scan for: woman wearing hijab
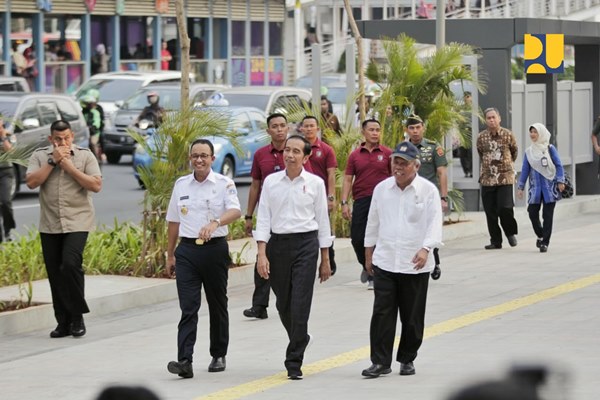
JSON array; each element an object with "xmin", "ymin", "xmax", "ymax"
[{"xmin": 517, "ymin": 123, "xmax": 565, "ymax": 253}]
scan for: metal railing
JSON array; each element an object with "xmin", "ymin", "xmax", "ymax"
[
  {"xmin": 44, "ymin": 61, "xmax": 85, "ymax": 94},
  {"xmin": 301, "ymin": 37, "xmax": 352, "ymax": 76}
]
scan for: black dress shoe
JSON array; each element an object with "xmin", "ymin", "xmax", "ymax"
[
  {"xmin": 431, "ymin": 265, "xmax": 441, "ymax": 280},
  {"xmin": 484, "ymin": 243, "xmax": 502, "ymax": 250},
  {"xmin": 208, "ymin": 356, "xmax": 226, "ymax": 372},
  {"xmin": 539, "ymin": 244, "xmax": 548, "ymax": 253},
  {"xmin": 536, "ymin": 238, "xmax": 542, "ymax": 248},
  {"xmin": 400, "ymin": 362, "xmax": 415, "ymax": 376},
  {"xmin": 507, "ymin": 235, "xmax": 518, "ymax": 247},
  {"xmin": 287, "ymin": 371, "xmax": 303, "ymax": 380},
  {"xmin": 50, "ymin": 324, "xmax": 72, "ymax": 338},
  {"xmin": 168, "ymin": 359, "xmax": 193, "ymax": 378},
  {"xmin": 243, "ymin": 306, "xmax": 268, "ymax": 319},
  {"xmin": 361, "ymin": 364, "xmax": 392, "ymax": 378},
  {"xmin": 71, "ymin": 318, "xmax": 86, "ymax": 337}
]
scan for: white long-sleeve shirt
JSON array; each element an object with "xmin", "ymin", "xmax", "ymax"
[
  {"xmin": 254, "ymin": 169, "xmax": 334, "ymax": 248},
  {"xmin": 365, "ymin": 175, "xmax": 443, "ymax": 274}
]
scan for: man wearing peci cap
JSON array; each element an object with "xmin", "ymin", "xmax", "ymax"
[
  {"xmin": 405, "ymin": 114, "xmax": 447, "ymax": 280},
  {"xmin": 362, "ymin": 141, "xmax": 442, "ymax": 378}
]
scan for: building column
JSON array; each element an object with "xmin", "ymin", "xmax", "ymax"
[
  {"xmin": 110, "ymin": 15, "xmax": 121, "ymax": 71},
  {"xmin": 245, "ymin": 2, "xmax": 251, "ymax": 85},
  {"xmin": 81, "ymin": 13, "xmax": 92, "ymax": 79},
  {"xmin": 152, "ymin": 15, "xmax": 162, "ymax": 70},
  {"xmin": 32, "ymin": 12, "xmax": 45, "ymax": 92},
  {"xmin": 227, "ymin": 0, "xmax": 232, "ymax": 85},
  {"xmin": 479, "ymin": 48, "xmax": 512, "ymax": 128},
  {"xmin": 208, "ymin": 0, "xmax": 214, "ymax": 83},
  {"xmin": 264, "ymin": 1, "xmax": 269, "ymax": 85},
  {"xmin": 526, "ymin": 73, "xmax": 557, "ymax": 144},
  {"xmin": 2, "ymin": 10, "xmax": 10, "ymax": 75}
]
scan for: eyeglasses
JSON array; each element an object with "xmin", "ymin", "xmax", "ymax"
[{"xmin": 190, "ymin": 153, "xmax": 212, "ymax": 160}]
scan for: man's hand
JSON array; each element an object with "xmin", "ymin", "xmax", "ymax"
[
  {"xmin": 595, "ymin": 145, "xmax": 600, "ymax": 156},
  {"xmin": 516, "ymin": 189, "xmax": 524, "ymax": 199},
  {"xmin": 319, "ymin": 258, "xmax": 331, "ymax": 283},
  {"xmin": 341, "ymin": 204, "xmax": 352, "ymax": 220},
  {"xmin": 53, "ymin": 145, "xmax": 71, "ymax": 164},
  {"xmin": 198, "ymin": 220, "xmax": 219, "ymax": 241},
  {"xmin": 257, "ymin": 254, "xmax": 270, "ymax": 279},
  {"xmin": 412, "ymin": 248, "xmax": 429, "ymax": 270},
  {"xmin": 327, "ymin": 198, "xmax": 334, "ymax": 212},
  {"xmin": 441, "ymin": 198, "xmax": 449, "ymax": 213},
  {"xmin": 166, "ymin": 255, "xmax": 176, "ymax": 278},
  {"xmin": 244, "ymin": 218, "xmax": 253, "ymax": 237},
  {"xmin": 557, "ymin": 182, "xmax": 565, "ymax": 192}
]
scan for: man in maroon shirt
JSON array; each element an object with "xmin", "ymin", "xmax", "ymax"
[
  {"xmin": 242, "ymin": 113, "xmax": 288, "ymax": 319},
  {"xmin": 301, "ymin": 115, "xmax": 338, "ymax": 274},
  {"xmin": 340, "ymin": 119, "xmax": 392, "ymax": 289}
]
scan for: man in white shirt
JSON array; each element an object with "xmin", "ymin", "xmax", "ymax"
[
  {"xmin": 254, "ymin": 135, "xmax": 333, "ymax": 380},
  {"xmin": 165, "ymin": 138, "xmax": 242, "ymax": 379},
  {"xmin": 362, "ymin": 141, "xmax": 443, "ymax": 378}
]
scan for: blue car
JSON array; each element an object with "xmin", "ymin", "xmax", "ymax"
[{"xmin": 132, "ymin": 106, "xmax": 268, "ymax": 187}]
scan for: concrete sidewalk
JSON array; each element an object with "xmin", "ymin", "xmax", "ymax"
[
  {"xmin": 1, "ymin": 195, "xmax": 599, "ymax": 337},
  {"xmin": 0, "ymin": 196, "xmax": 598, "ymax": 400}
]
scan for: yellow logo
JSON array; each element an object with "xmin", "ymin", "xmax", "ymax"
[{"xmin": 524, "ymin": 34, "xmax": 564, "ymax": 74}]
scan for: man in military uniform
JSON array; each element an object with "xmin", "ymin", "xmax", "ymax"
[
  {"xmin": 406, "ymin": 114, "xmax": 447, "ymax": 280},
  {"xmin": 25, "ymin": 120, "xmax": 102, "ymax": 338}
]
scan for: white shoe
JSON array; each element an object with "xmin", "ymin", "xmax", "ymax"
[{"xmin": 367, "ymin": 281, "xmax": 374, "ymax": 290}]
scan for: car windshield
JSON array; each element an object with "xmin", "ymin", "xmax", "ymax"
[
  {"xmin": 76, "ymin": 79, "xmax": 145, "ymax": 102},
  {"xmin": 326, "ymin": 87, "xmax": 349, "ymax": 104},
  {"xmin": 0, "ymin": 100, "xmax": 19, "ymax": 120},
  {"xmin": 220, "ymin": 94, "xmax": 270, "ymax": 112},
  {"xmin": 123, "ymin": 88, "xmax": 182, "ymax": 110}
]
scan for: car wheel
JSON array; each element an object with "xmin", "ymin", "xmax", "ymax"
[
  {"xmin": 106, "ymin": 152, "xmax": 121, "ymax": 164},
  {"xmin": 221, "ymin": 156, "xmax": 235, "ymax": 179},
  {"xmin": 10, "ymin": 165, "xmax": 19, "ymax": 199}
]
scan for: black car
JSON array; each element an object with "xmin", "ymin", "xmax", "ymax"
[
  {"xmin": 102, "ymin": 83, "xmax": 227, "ymax": 164},
  {"xmin": 0, "ymin": 93, "xmax": 89, "ymax": 197}
]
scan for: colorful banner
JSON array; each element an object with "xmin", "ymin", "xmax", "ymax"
[{"xmin": 250, "ymin": 58, "xmax": 284, "ymax": 86}]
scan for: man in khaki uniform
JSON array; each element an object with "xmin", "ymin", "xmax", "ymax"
[{"xmin": 26, "ymin": 120, "xmax": 102, "ymax": 338}]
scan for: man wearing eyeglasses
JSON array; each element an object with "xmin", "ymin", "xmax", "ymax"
[
  {"xmin": 477, "ymin": 108, "xmax": 519, "ymax": 250},
  {"xmin": 165, "ymin": 138, "xmax": 242, "ymax": 379},
  {"xmin": 25, "ymin": 120, "xmax": 102, "ymax": 339}
]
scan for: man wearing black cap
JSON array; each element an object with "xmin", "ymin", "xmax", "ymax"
[
  {"xmin": 405, "ymin": 114, "xmax": 447, "ymax": 280},
  {"xmin": 362, "ymin": 141, "xmax": 443, "ymax": 378}
]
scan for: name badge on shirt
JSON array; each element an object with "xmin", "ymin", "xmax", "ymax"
[{"xmin": 541, "ymin": 157, "xmax": 548, "ymax": 167}]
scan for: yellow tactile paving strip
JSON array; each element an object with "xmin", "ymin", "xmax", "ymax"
[{"xmin": 196, "ymin": 273, "xmax": 600, "ymax": 400}]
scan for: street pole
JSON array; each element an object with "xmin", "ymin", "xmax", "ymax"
[
  {"xmin": 436, "ymin": 0, "xmax": 445, "ymax": 49},
  {"xmin": 294, "ymin": 0, "xmax": 303, "ymax": 79}
]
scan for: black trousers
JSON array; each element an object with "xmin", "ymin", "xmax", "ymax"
[
  {"xmin": 527, "ymin": 200, "xmax": 556, "ymax": 246},
  {"xmin": 40, "ymin": 232, "xmax": 90, "ymax": 326},
  {"xmin": 350, "ymin": 196, "xmax": 372, "ymax": 272},
  {"xmin": 370, "ymin": 266, "xmax": 429, "ymax": 367},
  {"xmin": 458, "ymin": 146, "xmax": 472, "ymax": 175},
  {"xmin": 0, "ymin": 167, "xmax": 16, "ymax": 241},
  {"xmin": 174, "ymin": 238, "xmax": 230, "ymax": 363},
  {"xmin": 267, "ymin": 231, "xmax": 319, "ymax": 374},
  {"xmin": 251, "ymin": 260, "xmax": 270, "ymax": 309},
  {"xmin": 481, "ymin": 184, "xmax": 518, "ymax": 245}
]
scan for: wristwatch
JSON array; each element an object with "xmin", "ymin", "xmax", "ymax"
[
  {"xmin": 244, "ymin": 215, "xmax": 253, "ymax": 220},
  {"xmin": 211, "ymin": 218, "xmax": 221, "ymax": 227},
  {"xmin": 47, "ymin": 158, "xmax": 56, "ymax": 167},
  {"xmin": 327, "ymin": 195, "xmax": 335, "ymax": 201},
  {"xmin": 340, "ymin": 200, "xmax": 348, "ymax": 206},
  {"xmin": 422, "ymin": 246, "xmax": 431, "ymax": 253},
  {"xmin": 440, "ymin": 196, "xmax": 448, "ymax": 202}
]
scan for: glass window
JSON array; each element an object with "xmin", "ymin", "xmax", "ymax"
[
  {"xmin": 44, "ymin": 16, "xmax": 82, "ymax": 61},
  {"xmin": 251, "ymin": 22, "xmax": 263, "ymax": 56},
  {"xmin": 223, "ymin": 94, "xmax": 269, "ymax": 112},
  {"xmin": 212, "ymin": 19, "xmax": 228, "ymax": 59},
  {"xmin": 56, "ymin": 99, "xmax": 79, "ymax": 122},
  {"xmin": 38, "ymin": 102, "xmax": 60, "ymax": 126},
  {"xmin": 192, "ymin": 90, "xmax": 216, "ymax": 104},
  {"xmin": 247, "ymin": 111, "xmax": 267, "ymax": 131},
  {"xmin": 76, "ymin": 79, "xmax": 144, "ymax": 102},
  {"xmin": 232, "ymin": 21, "xmax": 245, "ymax": 57},
  {"xmin": 230, "ymin": 112, "xmax": 251, "ymax": 131},
  {"xmin": 269, "ymin": 22, "xmax": 283, "ymax": 56},
  {"xmin": 20, "ymin": 100, "xmax": 39, "ymax": 122}
]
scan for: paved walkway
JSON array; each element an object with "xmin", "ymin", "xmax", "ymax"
[{"xmin": 1, "ymin": 197, "xmax": 599, "ymax": 400}]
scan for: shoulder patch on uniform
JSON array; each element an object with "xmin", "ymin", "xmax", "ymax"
[
  {"xmin": 436, "ymin": 147, "xmax": 445, "ymax": 157},
  {"xmin": 226, "ymin": 182, "xmax": 235, "ymax": 189}
]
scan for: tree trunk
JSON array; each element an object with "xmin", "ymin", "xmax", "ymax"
[
  {"xmin": 175, "ymin": 0, "xmax": 191, "ymax": 111},
  {"xmin": 342, "ymin": 0, "xmax": 365, "ymax": 123}
]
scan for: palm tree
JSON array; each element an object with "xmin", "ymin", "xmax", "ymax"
[{"xmin": 367, "ymin": 34, "xmax": 485, "ymax": 148}]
